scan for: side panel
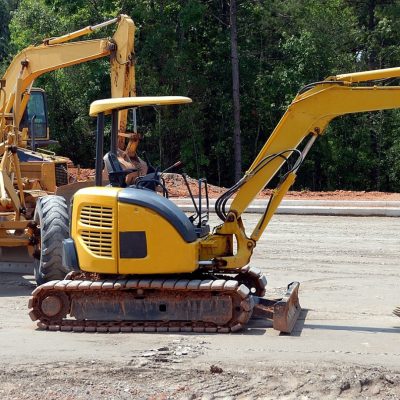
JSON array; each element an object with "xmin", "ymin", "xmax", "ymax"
[
  {"xmin": 118, "ymin": 202, "xmax": 199, "ymax": 274},
  {"xmin": 19, "ymin": 161, "xmax": 56, "ymax": 192},
  {"xmin": 72, "ymin": 187, "xmax": 119, "ymax": 273}
]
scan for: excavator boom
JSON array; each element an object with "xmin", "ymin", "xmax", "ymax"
[
  {"xmin": 0, "ymin": 14, "xmax": 135, "ymax": 136},
  {"xmin": 206, "ymin": 70, "xmax": 400, "ymax": 273},
  {"xmin": 233, "ymin": 84, "xmax": 400, "ymax": 219}
]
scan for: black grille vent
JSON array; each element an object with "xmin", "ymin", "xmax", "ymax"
[{"xmin": 55, "ymin": 163, "xmax": 68, "ymax": 187}]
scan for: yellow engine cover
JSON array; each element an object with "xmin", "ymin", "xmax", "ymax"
[{"xmin": 72, "ymin": 186, "xmax": 199, "ymax": 275}]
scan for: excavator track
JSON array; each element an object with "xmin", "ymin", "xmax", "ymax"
[
  {"xmin": 28, "ymin": 277, "xmax": 255, "ymax": 333},
  {"xmin": 218, "ymin": 266, "xmax": 268, "ymax": 297}
]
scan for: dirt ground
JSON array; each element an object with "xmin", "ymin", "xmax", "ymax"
[{"xmin": 1, "ymin": 214, "xmax": 400, "ymax": 399}]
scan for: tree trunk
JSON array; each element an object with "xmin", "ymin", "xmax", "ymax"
[{"xmin": 230, "ymin": 0, "xmax": 241, "ymax": 182}]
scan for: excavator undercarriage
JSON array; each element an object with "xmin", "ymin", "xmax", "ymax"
[{"xmin": 29, "ymin": 269, "xmax": 301, "ymax": 333}]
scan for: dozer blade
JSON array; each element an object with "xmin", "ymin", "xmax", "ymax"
[
  {"xmin": 0, "ymin": 246, "xmax": 34, "ymax": 275},
  {"xmin": 252, "ymin": 281, "xmax": 301, "ymax": 334}
]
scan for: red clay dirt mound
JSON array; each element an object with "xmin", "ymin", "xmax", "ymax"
[
  {"xmin": 163, "ymin": 173, "xmax": 400, "ymax": 201},
  {"xmin": 69, "ymin": 168, "xmax": 95, "ymax": 181},
  {"xmin": 68, "ymin": 169, "xmax": 400, "ymax": 201}
]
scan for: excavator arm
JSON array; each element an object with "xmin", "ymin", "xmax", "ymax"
[
  {"xmin": 0, "ymin": 14, "xmax": 135, "ymax": 142},
  {"xmin": 201, "ymin": 67, "xmax": 400, "ymax": 269}
]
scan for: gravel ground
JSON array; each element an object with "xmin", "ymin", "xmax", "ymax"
[{"xmin": 2, "ymin": 361, "xmax": 400, "ymax": 399}]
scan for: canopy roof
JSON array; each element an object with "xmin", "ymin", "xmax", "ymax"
[{"xmin": 89, "ymin": 96, "xmax": 192, "ymax": 116}]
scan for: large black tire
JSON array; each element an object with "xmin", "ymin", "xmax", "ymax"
[{"xmin": 33, "ymin": 195, "xmax": 71, "ymax": 285}]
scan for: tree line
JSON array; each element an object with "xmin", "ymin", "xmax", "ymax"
[{"xmin": 1, "ymin": 0, "xmax": 400, "ymax": 191}]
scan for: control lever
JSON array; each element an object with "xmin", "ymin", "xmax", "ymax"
[
  {"xmin": 162, "ymin": 161, "xmax": 183, "ymax": 174},
  {"xmin": 142, "ymin": 151, "xmax": 156, "ymax": 173},
  {"xmin": 134, "ymin": 159, "xmax": 182, "ymax": 197}
]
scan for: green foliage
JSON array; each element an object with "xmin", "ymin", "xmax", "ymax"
[
  {"xmin": 1, "ymin": 0, "xmax": 400, "ymax": 191},
  {"xmin": 0, "ymin": 0, "xmax": 10, "ymax": 70},
  {"xmin": 7, "ymin": 0, "xmax": 114, "ymax": 165},
  {"xmin": 9, "ymin": 0, "xmax": 61, "ymax": 50}
]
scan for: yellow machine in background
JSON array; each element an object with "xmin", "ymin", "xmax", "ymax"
[
  {"xmin": 0, "ymin": 15, "xmax": 138, "ymax": 282},
  {"xmin": 29, "ymin": 65, "xmax": 400, "ymax": 333}
]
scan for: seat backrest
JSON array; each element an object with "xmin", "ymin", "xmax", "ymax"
[{"xmin": 103, "ymin": 152, "xmax": 126, "ymax": 187}]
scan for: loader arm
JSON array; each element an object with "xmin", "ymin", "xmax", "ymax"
[
  {"xmin": 0, "ymin": 14, "xmax": 135, "ymax": 142},
  {"xmin": 0, "ymin": 14, "xmax": 135, "ymax": 219},
  {"xmin": 201, "ymin": 67, "xmax": 400, "ymax": 269}
]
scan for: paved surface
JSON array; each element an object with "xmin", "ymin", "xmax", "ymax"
[
  {"xmin": 173, "ymin": 198, "xmax": 400, "ymax": 216},
  {"xmin": 1, "ymin": 214, "xmax": 399, "ymax": 398},
  {"xmin": 3, "ymin": 199, "xmax": 400, "ymax": 276}
]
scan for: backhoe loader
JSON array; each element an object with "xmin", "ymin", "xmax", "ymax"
[
  {"xmin": 29, "ymin": 65, "xmax": 400, "ymax": 333},
  {"xmin": 0, "ymin": 14, "xmax": 141, "ymax": 283}
]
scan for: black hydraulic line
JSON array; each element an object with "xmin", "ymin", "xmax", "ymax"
[
  {"xmin": 202, "ymin": 178, "xmax": 210, "ymax": 224},
  {"xmin": 182, "ymin": 173, "xmax": 200, "ymax": 218},
  {"xmin": 255, "ymin": 149, "xmax": 304, "ymax": 231},
  {"xmin": 215, "ymin": 148, "xmax": 303, "ymax": 221},
  {"xmin": 215, "ymin": 177, "xmax": 245, "ymax": 221},
  {"xmin": 298, "ymin": 80, "xmax": 344, "ymax": 95}
]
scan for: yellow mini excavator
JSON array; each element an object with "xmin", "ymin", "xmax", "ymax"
[{"xmin": 29, "ymin": 64, "xmax": 400, "ymax": 333}]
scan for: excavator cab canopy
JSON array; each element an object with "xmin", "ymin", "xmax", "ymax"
[
  {"xmin": 89, "ymin": 96, "xmax": 192, "ymax": 116},
  {"xmin": 90, "ymin": 96, "xmax": 192, "ymax": 186},
  {"xmin": 19, "ymin": 88, "xmax": 49, "ymax": 143}
]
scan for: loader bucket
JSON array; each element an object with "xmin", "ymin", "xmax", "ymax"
[{"xmin": 252, "ymin": 281, "xmax": 301, "ymax": 334}]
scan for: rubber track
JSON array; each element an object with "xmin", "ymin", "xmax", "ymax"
[{"xmin": 28, "ymin": 277, "xmax": 254, "ymax": 333}]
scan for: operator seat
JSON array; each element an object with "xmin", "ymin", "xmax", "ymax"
[{"xmin": 103, "ymin": 152, "xmax": 136, "ymax": 188}]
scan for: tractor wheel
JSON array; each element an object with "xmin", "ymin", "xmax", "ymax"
[{"xmin": 33, "ymin": 195, "xmax": 71, "ymax": 285}]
